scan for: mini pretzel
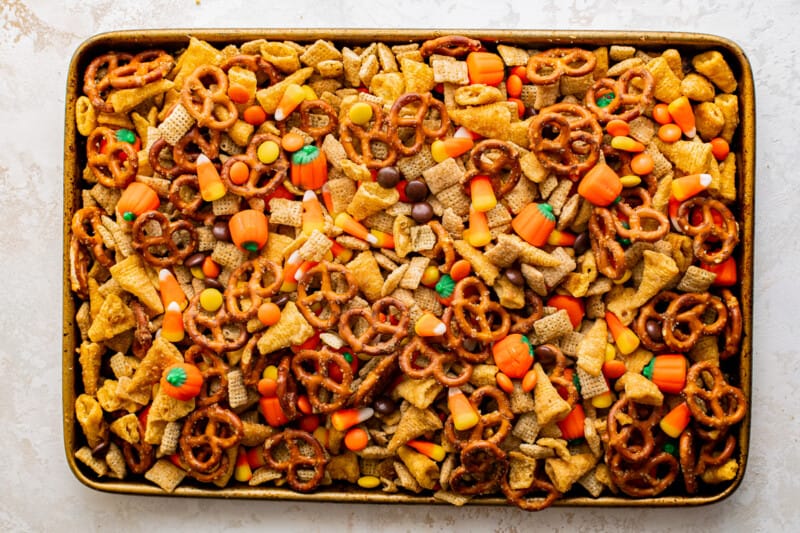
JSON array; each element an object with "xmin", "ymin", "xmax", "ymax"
[
  {"xmin": 500, "ymin": 463, "xmax": 561, "ymax": 512},
  {"xmin": 449, "ymin": 440, "xmax": 509, "ymax": 496},
  {"xmin": 296, "ymin": 261, "xmax": 359, "ymax": 329},
  {"xmin": 589, "ymin": 207, "xmax": 626, "ymax": 280},
  {"xmin": 607, "ymin": 395, "xmax": 663, "ymax": 464},
  {"xmin": 173, "ymin": 126, "xmax": 221, "ymax": 172},
  {"xmin": 220, "ymin": 54, "xmax": 281, "ymax": 88},
  {"xmin": 86, "ymin": 126, "xmax": 138, "ymax": 188},
  {"xmin": 419, "ymin": 220, "xmax": 456, "ymax": 273},
  {"xmin": 450, "ymin": 276, "xmax": 511, "ymax": 342},
  {"xmin": 388, "ymin": 92, "xmax": 449, "ymax": 157},
  {"xmin": 83, "ymin": 52, "xmax": 133, "ymax": 112},
  {"xmin": 291, "ymin": 349, "xmax": 354, "ymax": 413},
  {"xmin": 72, "ymin": 206, "xmax": 115, "ymax": 268},
  {"xmin": 180, "ymin": 65, "xmax": 238, "ymax": 130},
  {"xmin": 509, "ymin": 290, "xmax": 544, "ymax": 334},
  {"xmin": 262, "ymin": 429, "xmax": 327, "ymax": 492},
  {"xmin": 719, "ymin": 289, "xmax": 742, "ymax": 360},
  {"xmin": 611, "ymin": 187, "xmax": 669, "ymax": 243},
  {"xmin": 220, "ymin": 133, "xmax": 289, "ymax": 199},
  {"xmin": 419, "ymin": 35, "xmax": 482, "ymax": 58},
  {"xmin": 295, "ymin": 99, "xmax": 339, "ymax": 143},
  {"xmin": 399, "ymin": 337, "xmax": 473, "ymax": 387},
  {"xmin": 184, "ymin": 345, "xmax": 229, "ymax": 407},
  {"xmin": 108, "ymin": 50, "xmax": 173, "ymax": 89},
  {"xmin": 585, "ymin": 66, "xmax": 655, "ymax": 123},
  {"xmin": 121, "ymin": 436, "xmax": 155, "ymax": 475},
  {"xmin": 442, "ymin": 307, "xmax": 491, "ymax": 364},
  {"xmin": 607, "ymin": 448, "xmax": 679, "ymax": 497},
  {"xmin": 679, "ymin": 427, "xmax": 699, "ymax": 494},
  {"xmin": 463, "ymin": 139, "xmax": 521, "ymax": 199},
  {"xmin": 349, "ymin": 351, "xmax": 399, "ymax": 407},
  {"xmin": 674, "ymin": 197, "xmax": 740, "ymax": 264},
  {"xmin": 528, "ymin": 103, "xmax": 603, "ymax": 180},
  {"xmin": 69, "ymin": 236, "xmax": 90, "ymax": 299},
  {"xmin": 168, "ymin": 174, "xmax": 215, "ymax": 224},
  {"xmin": 339, "ymin": 101, "xmax": 397, "ymax": 169},
  {"xmin": 634, "ymin": 291, "xmax": 680, "ymax": 352},
  {"xmin": 662, "ymin": 292, "xmax": 728, "ymax": 352},
  {"xmin": 130, "ymin": 300, "xmax": 153, "ymax": 359},
  {"xmin": 536, "ymin": 344, "xmax": 580, "ymax": 408},
  {"xmin": 240, "ymin": 332, "xmax": 269, "ymax": 386},
  {"xmin": 526, "ymin": 48, "xmax": 597, "ymax": 85},
  {"xmin": 338, "ymin": 297, "xmax": 409, "ymax": 355},
  {"xmin": 444, "ymin": 386, "xmax": 513, "ymax": 449},
  {"xmin": 683, "ymin": 361, "xmax": 746, "ymax": 429},
  {"xmin": 224, "ymin": 257, "xmax": 283, "ymax": 321},
  {"xmin": 131, "ymin": 210, "xmax": 197, "ymax": 267},
  {"xmin": 276, "ymin": 354, "xmax": 300, "ymax": 422},
  {"xmin": 179, "ymin": 404, "xmax": 243, "ymax": 477},
  {"xmin": 184, "ymin": 292, "xmax": 248, "ymax": 353}
]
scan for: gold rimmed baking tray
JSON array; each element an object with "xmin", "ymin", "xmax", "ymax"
[{"xmin": 63, "ymin": 29, "xmax": 755, "ymax": 506}]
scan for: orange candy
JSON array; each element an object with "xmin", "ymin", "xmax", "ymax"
[
  {"xmin": 652, "ymin": 103, "xmax": 672, "ymax": 125},
  {"xmin": 577, "ymin": 163, "xmax": 622, "ymax": 207},
  {"xmin": 228, "ymin": 83, "xmax": 251, "ymax": 104},
  {"xmin": 658, "ymin": 123, "xmax": 683, "ymax": 143},
  {"xmin": 243, "ymin": 105, "xmax": 267, "ymax": 125},
  {"xmin": 257, "ymin": 302, "xmax": 281, "ymax": 326},
  {"xmin": 506, "ymin": 74, "xmax": 523, "ymax": 98},
  {"xmin": 602, "ymin": 359, "xmax": 627, "ymax": 380},
  {"xmin": 229, "ymin": 160, "xmax": 250, "ymax": 185},
  {"xmin": 667, "ymin": 96, "xmax": 696, "ymax": 138},
  {"xmin": 546, "ymin": 294, "xmax": 585, "ymax": 329},
  {"xmin": 466, "ymin": 52, "xmax": 505, "ymax": 85},
  {"xmin": 521, "ymin": 369, "xmax": 538, "ymax": 392},
  {"xmin": 630, "ymin": 152, "xmax": 655, "ymax": 175},
  {"xmin": 711, "ymin": 137, "xmax": 730, "ymax": 160},
  {"xmin": 344, "ymin": 427, "xmax": 369, "ymax": 451},
  {"xmin": 449, "ymin": 259, "xmax": 472, "ymax": 281},
  {"xmin": 201, "ymin": 256, "xmax": 220, "ymax": 278},
  {"xmin": 606, "ymin": 119, "xmax": 630, "ymax": 137},
  {"xmin": 257, "ymin": 377, "xmax": 278, "ymax": 397},
  {"xmin": 281, "ymin": 131, "xmax": 306, "ymax": 152},
  {"xmin": 508, "ymin": 97, "xmax": 525, "ymax": 118},
  {"xmin": 496, "ymin": 372, "xmax": 514, "ymax": 394}
]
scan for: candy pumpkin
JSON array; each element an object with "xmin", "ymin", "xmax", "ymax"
[
  {"xmin": 643, "ymin": 354, "xmax": 687, "ymax": 394},
  {"xmin": 160, "ymin": 363, "xmax": 203, "ymax": 401},
  {"xmin": 466, "ymin": 52, "xmax": 505, "ymax": 86},
  {"xmin": 511, "ymin": 203, "xmax": 555, "ymax": 246},
  {"xmin": 291, "ymin": 145, "xmax": 328, "ymax": 190},
  {"xmin": 229, "ymin": 209, "xmax": 268, "ymax": 252},
  {"xmin": 492, "ymin": 334, "xmax": 533, "ymax": 378},
  {"xmin": 117, "ymin": 182, "xmax": 160, "ymax": 221}
]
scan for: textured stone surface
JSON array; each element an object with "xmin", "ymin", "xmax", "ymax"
[{"xmin": 1, "ymin": 0, "xmax": 798, "ymax": 530}]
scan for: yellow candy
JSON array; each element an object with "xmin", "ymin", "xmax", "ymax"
[
  {"xmin": 357, "ymin": 475, "xmax": 381, "ymax": 489},
  {"xmin": 612, "ymin": 269, "xmax": 632, "ymax": 285},
  {"xmin": 262, "ymin": 365, "xmax": 278, "ymax": 381},
  {"xmin": 301, "ymin": 85, "xmax": 317, "ymax": 101},
  {"xmin": 257, "ymin": 140, "xmax": 280, "ymax": 164},
  {"xmin": 605, "ymin": 343, "xmax": 617, "ymax": 362},
  {"xmin": 431, "ymin": 139, "xmax": 448, "ymax": 163},
  {"xmin": 421, "ymin": 265, "xmax": 441, "ymax": 287},
  {"xmin": 199, "ymin": 288, "xmax": 223, "ymax": 312},
  {"xmin": 190, "ymin": 266, "xmax": 205, "ymax": 280},
  {"xmin": 616, "ymin": 329, "xmax": 640, "ymax": 355},
  {"xmin": 349, "ymin": 102, "xmax": 373, "ymax": 126},
  {"xmin": 591, "ymin": 391, "xmax": 614, "ymax": 408},
  {"xmin": 620, "ymin": 175, "xmax": 642, "ymax": 188}
]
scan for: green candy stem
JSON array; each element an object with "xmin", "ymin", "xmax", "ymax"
[
  {"xmin": 116, "ymin": 128, "xmax": 136, "ymax": 144},
  {"xmin": 435, "ymin": 274, "xmax": 455, "ymax": 298},
  {"xmin": 642, "ymin": 358, "xmax": 655, "ymax": 380},
  {"xmin": 243, "ymin": 242, "xmax": 259, "ymax": 252},
  {"xmin": 292, "ymin": 144, "xmax": 320, "ymax": 165},
  {"xmin": 122, "ymin": 211, "xmax": 136, "ymax": 222},
  {"xmin": 597, "ymin": 92, "xmax": 615, "ymax": 107},
  {"xmin": 166, "ymin": 366, "xmax": 187, "ymax": 388},
  {"xmin": 537, "ymin": 203, "xmax": 555, "ymax": 222}
]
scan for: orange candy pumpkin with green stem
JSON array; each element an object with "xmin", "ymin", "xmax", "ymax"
[
  {"xmin": 511, "ymin": 203, "xmax": 556, "ymax": 246},
  {"xmin": 643, "ymin": 354, "xmax": 687, "ymax": 394},
  {"xmin": 160, "ymin": 363, "xmax": 203, "ymax": 401},
  {"xmin": 492, "ymin": 333, "xmax": 534, "ymax": 379},
  {"xmin": 577, "ymin": 162, "xmax": 622, "ymax": 207},
  {"xmin": 229, "ymin": 209, "xmax": 269, "ymax": 252},
  {"xmin": 117, "ymin": 182, "xmax": 160, "ymax": 222},
  {"xmin": 291, "ymin": 145, "xmax": 328, "ymax": 190}
]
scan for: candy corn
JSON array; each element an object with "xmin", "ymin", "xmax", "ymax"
[
  {"xmin": 158, "ymin": 269, "xmax": 187, "ymax": 310},
  {"xmin": 234, "ymin": 447, "xmax": 253, "ymax": 482},
  {"xmin": 329, "ymin": 241, "xmax": 353, "ymax": 263},
  {"xmin": 659, "ymin": 402, "xmax": 691, "ymax": 438},
  {"xmin": 448, "ymin": 388, "xmax": 479, "ymax": 431},
  {"xmin": 465, "ymin": 206, "xmax": 492, "ymax": 247},
  {"xmin": 331, "ymin": 407, "xmax": 374, "ymax": 432},
  {"xmin": 469, "ymin": 176, "xmax": 497, "ymax": 212},
  {"xmin": 302, "ymin": 190, "xmax": 325, "ymax": 235},
  {"xmin": 671, "ymin": 173, "xmax": 712, "ymax": 201},
  {"xmin": 369, "ymin": 229, "xmax": 395, "ymax": 249},
  {"xmin": 557, "ymin": 404, "xmax": 586, "ymax": 440},
  {"xmin": 610, "ymin": 136, "xmax": 645, "ymax": 153},
  {"xmin": 605, "ymin": 311, "xmax": 640, "ymax": 355},
  {"xmin": 431, "ymin": 137, "xmax": 474, "ymax": 163},
  {"xmin": 547, "ymin": 229, "xmax": 577, "ymax": 247},
  {"xmin": 274, "ymin": 83, "xmax": 305, "ymax": 121},
  {"xmin": 667, "ymin": 96, "xmax": 696, "ymax": 138},
  {"xmin": 334, "ymin": 212, "xmax": 378, "ymax": 245},
  {"xmin": 591, "ymin": 390, "xmax": 614, "ymax": 408},
  {"xmin": 406, "ymin": 440, "xmax": 446, "ymax": 461},
  {"xmin": 161, "ymin": 301, "xmax": 184, "ymax": 342},
  {"xmin": 294, "ymin": 260, "xmax": 318, "ymax": 282},
  {"xmin": 321, "ymin": 182, "xmax": 335, "ymax": 214},
  {"xmin": 196, "ymin": 154, "xmax": 226, "ymax": 201},
  {"xmin": 415, "ymin": 312, "xmax": 447, "ymax": 337},
  {"xmin": 246, "ymin": 446, "xmax": 266, "ymax": 469}
]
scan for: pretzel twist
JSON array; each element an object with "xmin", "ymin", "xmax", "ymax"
[
  {"xmin": 683, "ymin": 361, "xmax": 746, "ymax": 429},
  {"xmin": 86, "ymin": 126, "xmax": 138, "ymax": 188},
  {"xmin": 444, "ymin": 386, "xmax": 513, "ymax": 449},
  {"xmin": 339, "ymin": 101, "xmax": 397, "ymax": 169},
  {"xmin": 291, "ymin": 349, "xmax": 354, "ymax": 413},
  {"xmin": 399, "ymin": 337, "xmax": 473, "ymax": 387},
  {"xmin": 449, "ymin": 440, "xmax": 509, "ymax": 496},
  {"xmin": 528, "ymin": 103, "xmax": 603, "ymax": 180},
  {"xmin": 338, "ymin": 297, "xmax": 409, "ymax": 355},
  {"xmin": 451, "ymin": 277, "xmax": 511, "ymax": 342},
  {"xmin": 108, "ymin": 50, "xmax": 173, "ymax": 89},
  {"xmin": 463, "ymin": 139, "xmax": 521, "ymax": 199},
  {"xmin": 607, "ymin": 396, "xmax": 663, "ymax": 464},
  {"xmin": 131, "ymin": 210, "xmax": 198, "ymax": 267},
  {"xmin": 388, "ymin": 92, "xmax": 449, "ymax": 157},
  {"xmin": 589, "ymin": 207, "xmax": 627, "ymax": 280},
  {"xmin": 296, "ymin": 261, "xmax": 359, "ymax": 329},
  {"xmin": 179, "ymin": 404, "xmax": 243, "ymax": 478},
  {"xmin": 72, "ymin": 206, "xmax": 115, "ymax": 268},
  {"xmin": 719, "ymin": 289, "xmax": 743, "ymax": 360},
  {"xmin": 634, "ymin": 291, "xmax": 680, "ymax": 352},
  {"xmin": 184, "ymin": 292, "xmax": 248, "ymax": 353},
  {"xmin": 184, "ymin": 345, "xmax": 230, "ymax": 407},
  {"xmin": 83, "ymin": 52, "xmax": 134, "ymax": 112},
  {"xmin": 526, "ymin": 48, "xmax": 597, "ymax": 85},
  {"xmin": 262, "ymin": 429, "xmax": 327, "ymax": 492},
  {"xmin": 585, "ymin": 66, "xmax": 655, "ymax": 122},
  {"xmin": 420, "ymin": 35, "xmax": 482, "ymax": 58},
  {"xmin": 611, "ymin": 187, "xmax": 670, "ymax": 243},
  {"xmin": 220, "ymin": 132, "xmax": 289, "ymax": 199},
  {"xmin": 180, "ymin": 65, "xmax": 238, "ymax": 130},
  {"xmin": 168, "ymin": 174, "xmax": 215, "ymax": 224},
  {"xmin": 662, "ymin": 292, "xmax": 728, "ymax": 352},
  {"xmin": 419, "ymin": 220, "xmax": 456, "ymax": 273},
  {"xmin": 224, "ymin": 257, "xmax": 283, "ymax": 321},
  {"xmin": 675, "ymin": 197, "xmax": 739, "ymax": 264}
]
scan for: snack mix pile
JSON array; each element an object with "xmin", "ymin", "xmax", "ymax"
[{"xmin": 70, "ymin": 34, "xmax": 747, "ymax": 510}]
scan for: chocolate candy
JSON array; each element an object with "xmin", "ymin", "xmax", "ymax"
[
  {"xmin": 377, "ymin": 166, "xmax": 401, "ymax": 189},
  {"xmin": 373, "ymin": 397, "xmax": 397, "ymax": 415},
  {"xmin": 184, "ymin": 252, "xmax": 206, "ymax": 268},
  {"xmin": 212, "ymin": 220, "xmax": 231, "ymax": 241},
  {"xmin": 505, "ymin": 267, "xmax": 524, "ymax": 286},
  {"xmin": 405, "ymin": 180, "xmax": 428, "ymax": 202},
  {"xmin": 573, "ymin": 231, "xmax": 591, "ymax": 256},
  {"xmin": 411, "ymin": 201, "xmax": 434, "ymax": 223}
]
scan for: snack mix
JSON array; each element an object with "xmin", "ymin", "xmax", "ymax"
[{"xmin": 70, "ymin": 34, "xmax": 747, "ymax": 510}]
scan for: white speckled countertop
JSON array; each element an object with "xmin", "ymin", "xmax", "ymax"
[{"xmin": 1, "ymin": 0, "xmax": 798, "ymax": 530}]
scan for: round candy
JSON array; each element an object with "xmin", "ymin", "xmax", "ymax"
[
  {"xmin": 373, "ymin": 397, "xmax": 397, "ymax": 415},
  {"xmin": 199, "ymin": 288, "xmax": 223, "ymax": 312},
  {"xmin": 573, "ymin": 232, "xmax": 590, "ymax": 256},
  {"xmin": 405, "ymin": 180, "xmax": 428, "ymax": 202},
  {"xmin": 184, "ymin": 252, "xmax": 206, "ymax": 268},
  {"xmin": 505, "ymin": 267, "xmax": 524, "ymax": 286},
  {"xmin": 357, "ymin": 476, "xmax": 381, "ymax": 489},
  {"xmin": 257, "ymin": 140, "xmax": 280, "ymax": 164},
  {"xmin": 348, "ymin": 102, "xmax": 374, "ymax": 125},
  {"xmin": 212, "ymin": 220, "xmax": 231, "ymax": 241},
  {"xmin": 116, "ymin": 128, "xmax": 136, "ymax": 144},
  {"xmin": 229, "ymin": 160, "xmax": 250, "ymax": 185},
  {"xmin": 376, "ymin": 166, "xmax": 401, "ymax": 189},
  {"xmin": 411, "ymin": 201, "xmax": 434, "ymax": 223},
  {"xmin": 204, "ymin": 278, "xmax": 224, "ymax": 291},
  {"xmin": 258, "ymin": 302, "xmax": 281, "ymax": 326}
]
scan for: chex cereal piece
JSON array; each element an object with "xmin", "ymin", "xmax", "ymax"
[
  {"xmin": 512, "ymin": 411, "xmax": 541, "ymax": 443},
  {"xmin": 400, "ymin": 256, "xmax": 430, "ymax": 290},
  {"xmin": 75, "ymin": 446, "xmax": 108, "ymax": 477},
  {"xmin": 300, "ymin": 39, "xmax": 342, "ymax": 67},
  {"xmin": 558, "ymin": 331, "xmax": 584, "ymax": 357},
  {"xmin": 109, "ymin": 352, "xmax": 138, "ymax": 379},
  {"xmin": 413, "ymin": 286, "xmax": 442, "ymax": 315},
  {"xmin": 502, "ymin": 176, "xmax": 538, "ymax": 215},
  {"xmin": 157, "ymin": 103, "xmax": 195, "ymax": 145},
  {"xmin": 615, "ymin": 372, "xmax": 663, "ymax": 406},
  {"xmin": 297, "ymin": 230, "xmax": 333, "ymax": 262},
  {"xmin": 521, "ymin": 264, "xmax": 547, "ymax": 296},
  {"xmin": 469, "ymin": 364, "xmax": 499, "ymax": 387},
  {"xmin": 509, "ymin": 381, "xmax": 536, "ymax": 414},
  {"xmin": 227, "ymin": 369, "xmax": 248, "ymax": 409},
  {"xmin": 257, "ymin": 301, "xmax": 314, "ymax": 355},
  {"xmin": 145, "ymin": 459, "xmax": 187, "ymax": 493},
  {"xmin": 105, "ymin": 442, "xmax": 127, "ymax": 479},
  {"xmin": 434, "ymin": 490, "xmax": 470, "ymax": 507},
  {"xmin": 157, "ymin": 421, "xmax": 182, "ymax": 457},
  {"xmin": 519, "ymin": 443, "xmax": 556, "ymax": 459},
  {"xmin": 268, "ymin": 198, "xmax": 303, "ymax": 227},
  {"xmin": 374, "ymin": 251, "xmax": 400, "ymax": 271},
  {"xmin": 211, "ymin": 241, "xmax": 248, "ymax": 271},
  {"xmin": 577, "ymin": 367, "xmax": 610, "ymax": 399},
  {"xmin": 676, "ymin": 265, "xmax": 717, "ymax": 292},
  {"xmin": 453, "ymin": 240, "xmax": 500, "ymax": 286},
  {"xmin": 410, "ymin": 225, "xmax": 436, "ymax": 252},
  {"xmin": 548, "ymin": 179, "xmax": 573, "ymax": 215},
  {"xmin": 363, "ymin": 212, "xmax": 395, "ymax": 235},
  {"xmin": 576, "ymin": 318, "xmax": 607, "ymax": 377},
  {"xmin": 533, "ymin": 309, "xmax": 573, "ymax": 344},
  {"xmin": 435, "ymin": 185, "xmax": 471, "ymax": 217},
  {"xmin": 422, "ymin": 158, "xmax": 463, "ymax": 195},
  {"xmin": 89, "ymin": 184, "xmax": 120, "ymax": 215},
  {"xmin": 394, "ymin": 461, "xmax": 422, "ymax": 493},
  {"xmin": 431, "ymin": 56, "xmax": 469, "ymax": 85},
  {"xmin": 497, "ymin": 44, "xmax": 529, "ymax": 66},
  {"xmin": 397, "ymin": 147, "xmax": 436, "ymax": 180},
  {"xmin": 532, "ymin": 363, "xmax": 571, "ymax": 426},
  {"xmin": 326, "ymin": 178, "xmax": 357, "ymax": 216},
  {"xmin": 539, "ymin": 247, "xmax": 576, "ymax": 288},
  {"xmin": 578, "ymin": 468, "xmax": 605, "ymax": 498},
  {"xmin": 485, "ymin": 203, "xmax": 512, "ymax": 229},
  {"xmin": 321, "ymin": 133, "xmax": 349, "ymax": 170}
]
